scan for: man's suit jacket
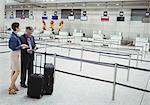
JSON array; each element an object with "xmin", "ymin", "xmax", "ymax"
[{"xmin": 20, "ymin": 34, "xmax": 36, "ymax": 64}]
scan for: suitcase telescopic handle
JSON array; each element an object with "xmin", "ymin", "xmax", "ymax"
[
  {"xmin": 44, "ymin": 52, "xmax": 46, "ymax": 64},
  {"xmin": 35, "ymin": 54, "xmax": 42, "ymax": 74},
  {"xmin": 44, "ymin": 40, "xmax": 47, "ymax": 64}
]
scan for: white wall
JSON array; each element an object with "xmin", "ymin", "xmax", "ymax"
[
  {"xmin": 0, "ymin": 0, "xmax": 5, "ymax": 32},
  {"xmin": 4, "ymin": 8, "xmax": 150, "ymax": 41}
]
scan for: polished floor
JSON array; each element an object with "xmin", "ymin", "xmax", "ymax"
[{"xmin": 0, "ymin": 40, "xmax": 150, "ymax": 105}]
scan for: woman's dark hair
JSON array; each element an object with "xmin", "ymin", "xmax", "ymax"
[{"xmin": 11, "ymin": 22, "xmax": 19, "ymax": 31}]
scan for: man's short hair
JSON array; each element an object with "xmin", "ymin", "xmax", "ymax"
[
  {"xmin": 11, "ymin": 22, "xmax": 19, "ymax": 31},
  {"xmin": 26, "ymin": 26, "xmax": 34, "ymax": 32}
]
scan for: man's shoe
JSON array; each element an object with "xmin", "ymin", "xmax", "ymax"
[{"xmin": 21, "ymin": 84, "xmax": 28, "ymax": 88}]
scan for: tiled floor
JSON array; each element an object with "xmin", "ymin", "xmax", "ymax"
[{"xmin": 0, "ymin": 40, "xmax": 150, "ymax": 105}]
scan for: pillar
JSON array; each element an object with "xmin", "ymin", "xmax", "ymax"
[{"xmin": 0, "ymin": 0, "xmax": 5, "ymax": 32}]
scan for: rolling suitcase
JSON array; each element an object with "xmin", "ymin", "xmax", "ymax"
[
  {"xmin": 27, "ymin": 54, "xmax": 45, "ymax": 99},
  {"xmin": 44, "ymin": 63, "xmax": 54, "ymax": 95}
]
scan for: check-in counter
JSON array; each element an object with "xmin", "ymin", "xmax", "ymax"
[
  {"xmin": 73, "ymin": 32, "xmax": 83, "ymax": 44},
  {"xmin": 135, "ymin": 37, "xmax": 149, "ymax": 51}
]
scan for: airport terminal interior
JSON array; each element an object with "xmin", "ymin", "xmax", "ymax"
[{"xmin": 1, "ymin": 0, "xmax": 150, "ymax": 105}]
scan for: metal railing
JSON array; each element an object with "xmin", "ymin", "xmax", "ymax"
[
  {"xmin": 0, "ymin": 41, "xmax": 148, "ymax": 82},
  {"xmin": 0, "ymin": 41, "xmax": 8, "ymax": 47},
  {"xmin": 37, "ymin": 37, "xmax": 144, "ymax": 58},
  {"xmin": 37, "ymin": 43, "xmax": 141, "ymax": 81},
  {"xmin": 0, "ymin": 51, "xmax": 10, "ymax": 53},
  {"xmin": 35, "ymin": 51, "xmax": 150, "ymax": 101},
  {"xmin": 37, "ymin": 42, "xmax": 141, "ymax": 65}
]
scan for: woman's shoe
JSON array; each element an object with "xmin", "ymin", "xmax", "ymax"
[
  {"xmin": 14, "ymin": 86, "xmax": 19, "ymax": 91},
  {"xmin": 8, "ymin": 88, "xmax": 17, "ymax": 94}
]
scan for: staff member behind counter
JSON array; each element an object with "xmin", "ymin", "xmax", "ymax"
[{"xmin": 20, "ymin": 26, "xmax": 37, "ymax": 88}]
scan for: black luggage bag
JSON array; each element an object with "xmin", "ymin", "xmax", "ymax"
[
  {"xmin": 44, "ymin": 63, "xmax": 54, "ymax": 95},
  {"xmin": 27, "ymin": 54, "xmax": 45, "ymax": 99}
]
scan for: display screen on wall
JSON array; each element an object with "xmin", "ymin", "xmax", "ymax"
[
  {"xmin": 52, "ymin": 16, "xmax": 58, "ymax": 20},
  {"xmin": 42, "ymin": 15, "xmax": 47, "ymax": 20},
  {"xmin": 117, "ymin": 17, "xmax": 125, "ymax": 21},
  {"xmin": 68, "ymin": 16, "xmax": 75, "ymax": 21},
  {"xmin": 61, "ymin": 9, "xmax": 81, "ymax": 19},
  {"xmin": 29, "ymin": 15, "xmax": 34, "ymax": 20},
  {"xmin": 10, "ymin": 16, "xmax": 14, "ymax": 19},
  {"xmin": 80, "ymin": 16, "xmax": 88, "ymax": 21},
  {"xmin": 16, "ymin": 10, "xmax": 29, "ymax": 18},
  {"xmin": 101, "ymin": 16, "xmax": 109, "ymax": 21},
  {"xmin": 131, "ymin": 9, "xmax": 147, "ymax": 21}
]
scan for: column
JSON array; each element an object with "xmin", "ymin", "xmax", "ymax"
[{"xmin": 0, "ymin": 0, "xmax": 5, "ymax": 32}]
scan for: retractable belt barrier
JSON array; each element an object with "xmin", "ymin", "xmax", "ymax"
[
  {"xmin": 37, "ymin": 43, "xmax": 130, "ymax": 57},
  {"xmin": 0, "ymin": 41, "xmax": 8, "ymax": 43},
  {"xmin": 37, "ymin": 42, "xmax": 150, "ymax": 63},
  {"xmin": 35, "ymin": 52, "xmax": 150, "ymax": 72},
  {"xmin": 34, "ymin": 52, "xmax": 150, "ymax": 101},
  {"xmin": 0, "ymin": 51, "xmax": 10, "ymax": 53},
  {"xmin": 35, "ymin": 43, "xmax": 147, "ymax": 82}
]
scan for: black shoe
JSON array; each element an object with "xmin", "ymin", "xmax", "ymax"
[{"xmin": 21, "ymin": 84, "xmax": 28, "ymax": 88}]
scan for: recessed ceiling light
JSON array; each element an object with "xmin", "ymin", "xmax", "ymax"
[
  {"xmin": 97, "ymin": 4, "xmax": 100, "ymax": 6},
  {"xmin": 116, "ymin": 4, "xmax": 119, "ymax": 6}
]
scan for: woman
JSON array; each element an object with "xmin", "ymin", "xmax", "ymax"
[{"xmin": 8, "ymin": 22, "xmax": 28, "ymax": 94}]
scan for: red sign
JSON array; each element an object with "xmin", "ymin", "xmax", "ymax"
[{"xmin": 101, "ymin": 17, "xmax": 109, "ymax": 21}]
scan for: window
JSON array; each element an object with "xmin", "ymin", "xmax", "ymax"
[{"xmin": 16, "ymin": 10, "xmax": 29, "ymax": 18}]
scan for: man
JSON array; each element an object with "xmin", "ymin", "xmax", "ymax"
[{"xmin": 20, "ymin": 26, "xmax": 36, "ymax": 88}]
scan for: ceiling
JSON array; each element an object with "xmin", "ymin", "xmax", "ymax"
[
  {"xmin": 5, "ymin": 0, "xmax": 150, "ymax": 9},
  {"xmin": 6, "ymin": 0, "xmax": 149, "ymax": 4}
]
